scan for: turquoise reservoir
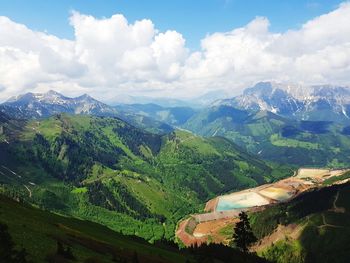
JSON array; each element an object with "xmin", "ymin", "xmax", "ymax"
[{"xmin": 216, "ymin": 199, "xmax": 247, "ymax": 211}]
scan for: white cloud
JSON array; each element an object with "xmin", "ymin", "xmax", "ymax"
[
  {"xmin": 0, "ymin": 2, "xmax": 350, "ymax": 102},
  {"xmin": 183, "ymin": 2, "xmax": 350, "ymax": 93},
  {"xmin": 151, "ymin": 30, "xmax": 188, "ymax": 80}
]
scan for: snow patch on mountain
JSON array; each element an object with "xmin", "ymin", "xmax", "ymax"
[
  {"xmin": 1, "ymin": 90, "xmax": 117, "ymax": 119},
  {"xmin": 216, "ymin": 82, "xmax": 350, "ymax": 122}
]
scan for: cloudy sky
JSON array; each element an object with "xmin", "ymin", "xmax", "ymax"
[{"xmin": 0, "ymin": 0, "xmax": 349, "ymax": 102}]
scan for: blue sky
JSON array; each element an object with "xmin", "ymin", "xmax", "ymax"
[{"xmin": 0, "ymin": 0, "xmax": 344, "ymax": 50}]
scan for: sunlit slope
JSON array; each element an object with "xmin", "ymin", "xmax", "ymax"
[
  {"xmin": 0, "ymin": 113, "xmax": 277, "ymax": 241},
  {"xmin": 157, "ymin": 130, "xmax": 275, "ymax": 199}
]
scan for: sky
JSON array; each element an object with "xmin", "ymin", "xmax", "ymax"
[{"xmin": 0, "ymin": 0, "xmax": 349, "ymax": 102}]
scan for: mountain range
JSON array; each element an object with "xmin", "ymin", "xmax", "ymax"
[
  {"xmin": 184, "ymin": 82, "xmax": 350, "ymax": 167},
  {"xmin": 1, "ymin": 83, "xmax": 350, "ymax": 262},
  {"xmin": 216, "ymin": 82, "xmax": 350, "ymax": 123},
  {"xmin": 3, "ymin": 84, "xmax": 350, "ymax": 167},
  {"xmin": 2, "ymin": 90, "xmax": 116, "ymax": 118},
  {"xmin": 0, "ymin": 90, "xmax": 176, "ymax": 135},
  {"xmin": 4, "ymin": 81, "xmax": 350, "ymax": 125}
]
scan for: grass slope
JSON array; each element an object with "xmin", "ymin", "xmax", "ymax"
[
  {"xmin": 183, "ymin": 105, "xmax": 350, "ymax": 167},
  {"xmin": 0, "ymin": 113, "xmax": 274, "ymax": 242},
  {"xmin": 0, "ymin": 194, "xmax": 192, "ymax": 263}
]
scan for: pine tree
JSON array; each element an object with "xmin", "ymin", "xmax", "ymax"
[{"xmin": 232, "ymin": 211, "xmax": 257, "ymax": 253}]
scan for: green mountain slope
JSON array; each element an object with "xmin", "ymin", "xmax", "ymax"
[
  {"xmin": 250, "ymin": 182, "xmax": 350, "ymax": 263},
  {"xmin": 0, "ymin": 113, "xmax": 277, "ymax": 242},
  {"xmin": 0, "ymin": 194, "xmax": 188, "ymax": 262},
  {"xmin": 0, "ymin": 194, "xmax": 269, "ymax": 263},
  {"xmin": 183, "ymin": 105, "xmax": 350, "ymax": 167},
  {"xmin": 157, "ymin": 130, "xmax": 274, "ymax": 198}
]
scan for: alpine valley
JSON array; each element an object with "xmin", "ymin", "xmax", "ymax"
[
  {"xmin": 184, "ymin": 82, "xmax": 350, "ymax": 167},
  {"xmin": 1, "ymin": 83, "xmax": 350, "ymax": 263}
]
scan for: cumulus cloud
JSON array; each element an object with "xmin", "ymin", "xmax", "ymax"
[
  {"xmin": 0, "ymin": 2, "xmax": 350, "ymax": 102},
  {"xmin": 183, "ymin": 2, "xmax": 350, "ymax": 93}
]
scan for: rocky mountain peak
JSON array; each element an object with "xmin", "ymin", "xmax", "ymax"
[
  {"xmin": 216, "ymin": 82, "xmax": 350, "ymax": 122},
  {"xmin": 1, "ymin": 90, "xmax": 116, "ymax": 119}
]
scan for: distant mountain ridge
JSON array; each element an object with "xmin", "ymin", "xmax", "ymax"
[
  {"xmin": 1, "ymin": 90, "xmax": 116, "ymax": 119},
  {"xmin": 114, "ymin": 103, "xmax": 197, "ymax": 126},
  {"xmin": 0, "ymin": 90, "xmax": 176, "ymax": 134},
  {"xmin": 183, "ymin": 82, "xmax": 350, "ymax": 167},
  {"xmin": 216, "ymin": 82, "xmax": 350, "ymax": 123}
]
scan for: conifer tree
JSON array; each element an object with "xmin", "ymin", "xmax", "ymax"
[{"xmin": 233, "ymin": 211, "xmax": 257, "ymax": 253}]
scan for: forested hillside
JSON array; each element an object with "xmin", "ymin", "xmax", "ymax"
[
  {"xmin": 0, "ymin": 113, "xmax": 281, "ymax": 241},
  {"xmin": 0, "ymin": 194, "xmax": 268, "ymax": 263},
  {"xmin": 183, "ymin": 105, "xmax": 350, "ymax": 167},
  {"xmin": 250, "ymin": 182, "xmax": 350, "ymax": 263}
]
